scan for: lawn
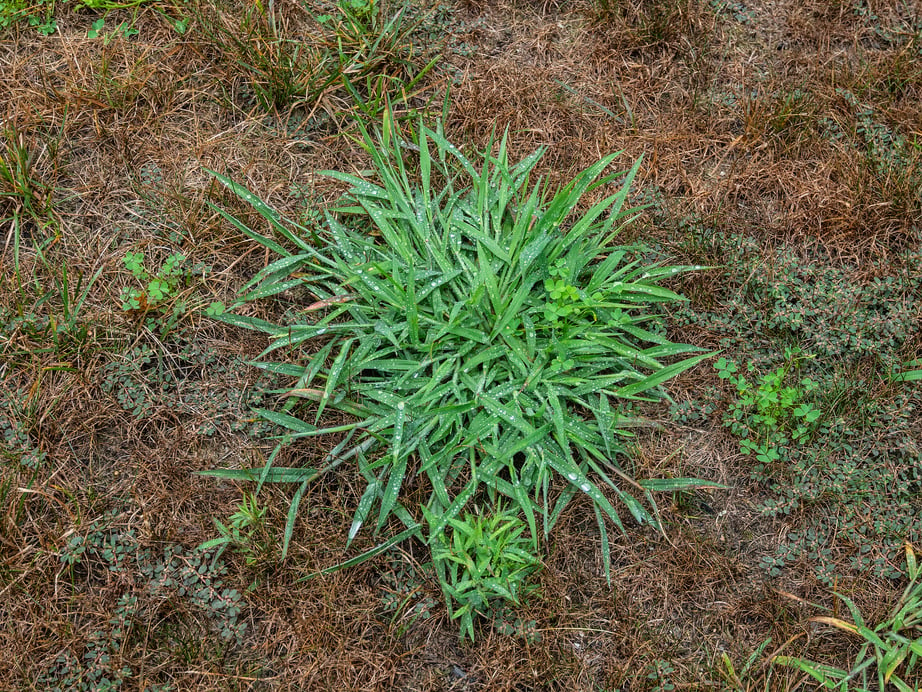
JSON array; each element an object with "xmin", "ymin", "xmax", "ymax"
[{"xmin": 1, "ymin": 0, "xmax": 920, "ymax": 689}]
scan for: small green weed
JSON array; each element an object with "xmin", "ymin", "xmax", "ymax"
[
  {"xmin": 198, "ymin": 492, "xmax": 275, "ymax": 567},
  {"xmin": 676, "ymin": 234, "xmax": 921, "ymax": 372},
  {"xmin": 740, "ymin": 87, "xmax": 818, "ymax": 148},
  {"xmin": 0, "ymin": 0, "xmax": 56, "ymax": 33},
  {"xmin": 86, "ymin": 16, "xmax": 138, "ymax": 42},
  {"xmin": 204, "ymin": 113, "xmax": 718, "ymax": 639},
  {"xmin": 774, "ymin": 543, "xmax": 922, "ymax": 691},
  {"xmin": 196, "ymin": 0, "xmax": 315, "ymax": 111},
  {"xmin": 645, "ymin": 659, "xmax": 677, "ymax": 692},
  {"xmin": 432, "ymin": 508, "xmax": 542, "ymax": 642},
  {"xmin": 33, "ymin": 249, "xmax": 103, "ymax": 353},
  {"xmin": 851, "ymin": 0, "xmax": 922, "ymax": 50},
  {"xmin": 315, "ymin": 0, "xmax": 377, "ymax": 26},
  {"xmin": 1, "ymin": 0, "xmax": 157, "ymax": 34},
  {"xmin": 119, "ymin": 250, "xmax": 213, "ymax": 335},
  {"xmin": 715, "ymin": 347, "xmax": 822, "ymax": 469},
  {"xmin": 120, "ymin": 250, "xmax": 185, "ymax": 312},
  {"xmin": 542, "ymin": 257, "xmax": 606, "ymax": 325}
]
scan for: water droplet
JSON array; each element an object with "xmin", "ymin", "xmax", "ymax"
[
  {"xmin": 566, "ymin": 473, "xmax": 578, "ymax": 482},
  {"xmin": 579, "ymin": 483, "xmax": 592, "ymax": 493},
  {"xmin": 397, "ymin": 402, "xmax": 405, "ymax": 410}
]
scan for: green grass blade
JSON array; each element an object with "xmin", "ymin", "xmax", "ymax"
[
  {"xmin": 349, "ymin": 480, "xmax": 380, "ymax": 545},
  {"xmin": 196, "ymin": 467, "xmax": 318, "ymax": 483},
  {"xmin": 206, "ymin": 201, "xmax": 290, "ymax": 257},
  {"xmin": 213, "ymin": 312, "xmax": 283, "ymax": 334},
  {"xmin": 302, "ymin": 525, "xmax": 422, "ymax": 580},
  {"xmin": 542, "ymin": 446, "xmax": 626, "ymax": 534},
  {"xmin": 253, "ymin": 409, "xmax": 318, "ymax": 436},
  {"xmin": 208, "ymin": 169, "xmax": 312, "ymax": 251},
  {"xmin": 281, "ymin": 479, "xmax": 308, "ymax": 559},
  {"xmin": 377, "ymin": 406, "xmax": 408, "ymax": 533},
  {"xmin": 772, "ymin": 657, "xmax": 848, "ymax": 689},
  {"xmin": 638, "ymin": 478, "xmax": 726, "ymax": 492},
  {"xmin": 617, "ymin": 352, "xmax": 714, "ymax": 398},
  {"xmin": 594, "ymin": 504, "xmax": 612, "ymax": 585},
  {"xmin": 317, "ymin": 338, "xmax": 355, "ymax": 420}
]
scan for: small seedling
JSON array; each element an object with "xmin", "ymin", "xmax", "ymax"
[
  {"xmin": 87, "ymin": 18, "xmax": 139, "ymax": 43},
  {"xmin": 120, "ymin": 251, "xmax": 186, "ymax": 312},
  {"xmin": 719, "ymin": 637, "xmax": 773, "ymax": 690},
  {"xmin": 715, "ymin": 348, "xmax": 822, "ymax": 467},
  {"xmin": 430, "ymin": 508, "xmax": 542, "ymax": 642},
  {"xmin": 199, "ymin": 492, "xmax": 273, "ymax": 566}
]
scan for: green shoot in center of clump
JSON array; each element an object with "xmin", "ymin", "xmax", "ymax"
[
  {"xmin": 204, "ymin": 113, "xmax": 718, "ymax": 640},
  {"xmin": 432, "ymin": 507, "xmax": 541, "ymax": 642}
]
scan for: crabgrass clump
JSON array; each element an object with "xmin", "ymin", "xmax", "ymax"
[
  {"xmin": 197, "ymin": 0, "xmax": 438, "ymax": 117},
  {"xmin": 206, "ymin": 115, "xmax": 716, "ymax": 638},
  {"xmin": 0, "ymin": 124, "xmax": 55, "ymax": 230},
  {"xmin": 432, "ymin": 507, "xmax": 542, "ymax": 642}
]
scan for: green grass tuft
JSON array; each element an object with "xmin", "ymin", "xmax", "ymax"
[{"xmin": 205, "ymin": 113, "xmax": 718, "ymax": 638}]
